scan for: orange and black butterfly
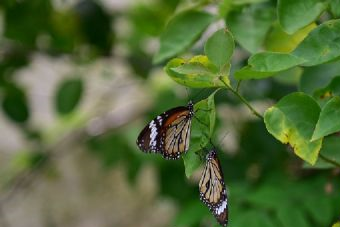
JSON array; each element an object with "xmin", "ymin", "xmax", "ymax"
[
  {"xmin": 199, "ymin": 149, "xmax": 228, "ymax": 226},
  {"xmin": 136, "ymin": 101, "xmax": 194, "ymax": 160}
]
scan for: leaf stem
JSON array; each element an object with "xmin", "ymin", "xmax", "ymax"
[
  {"xmin": 319, "ymin": 153, "xmax": 340, "ymax": 168},
  {"xmin": 220, "ymin": 79, "xmax": 263, "ymax": 119}
]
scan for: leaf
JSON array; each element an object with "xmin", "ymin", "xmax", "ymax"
[
  {"xmin": 204, "ymin": 28, "xmax": 234, "ymax": 68},
  {"xmin": 299, "ymin": 60, "xmax": 340, "ymax": 94},
  {"xmin": 55, "ymin": 78, "xmax": 84, "ymax": 115},
  {"xmin": 304, "ymin": 135, "xmax": 340, "ymax": 168},
  {"xmin": 226, "ymin": 5, "xmax": 275, "ymax": 53},
  {"xmin": 153, "ymin": 10, "xmax": 215, "ymax": 63},
  {"xmin": 278, "ymin": 0, "xmax": 327, "ymax": 34},
  {"xmin": 292, "ymin": 19, "xmax": 340, "ymax": 66},
  {"xmin": 265, "ymin": 22, "xmax": 316, "ymax": 53},
  {"xmin": 165, "ymin": 55, "xmax": 230, "ymax": 88},
  {"xmin": 264, "ymin": 92, "xmax": 322, "ymax": 164},
  {"xmin": 312, "ymin": 97, "xmax": 340, "ymax": 140},
  {"xmin": 235, "ymin": 52, "xmax": 305, "ymax": 80},
  {"xmin": 183, "ymin": 90, "xmax": 217, "ymax": 178},
  {"xmin": 2, "ymin": 84, "xmax": 30, "ymax": 123},
  {"xmin": 277, "ymin": 203, "xmax": 309, "ymax": 227}
]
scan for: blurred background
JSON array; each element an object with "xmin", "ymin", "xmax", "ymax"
[{"xmin": 0, "ymin": 0, "xmax": 339, "ymax": 227}]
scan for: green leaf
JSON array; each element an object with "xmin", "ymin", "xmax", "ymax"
[
  {"xmin": 227, "ymin": 5, "xmax": 275, "ymax": 53},
  {"xmin": 304, "ymin": 135, "xmax": 340, "ymax": 168},
  {"xmin": 264, "ymin": 92, "xmax": 322, "ymax": 164},
  {"xmin": 183, "ymin": 90, "xmax": 217, "ymax": 178},
  {"xmin": 55, "ymin": 78, "xmax": 84, "ymax": 115},
  {"xmin": 204, "ymin": 28, "xmax": 234, "ymax": 68},
  {"xmin": 165, "ymin": 55, "xmax": 230, "ymax": 88},
  {"xmin": 292, "ymin": 19, "xmax": 340, "ymax": 66},
  {"xmin": 235, "ymin": 52, "xmax": 305, "ymax": 80},
  {"xmin": 278, "ymin": 0, "xmax": 327, "ymax": 34},
  {"xmin": 265, "ymin": 22, "xmax": 316, "ymax": 53},
  {"xmin": 153, "ymin": 10, "xmax": 215, "ymax": 63},
  {"xmin": 330, "ymin": 0, "xmax": 340, "ymax": 18},
  {"xmin": 299, "ymin": 60, "xmax": 340, "ymax": 94},
  {"xmin": 277, "ymin": 203, "xmax": 309, "ymax": 227},
  {"xmin": 312, "ymin": 97, "xmax": 340, "ymax": 140},
  {"xmin": 2, "ymin": 84, "xmax": 30, "ymax": 123}
]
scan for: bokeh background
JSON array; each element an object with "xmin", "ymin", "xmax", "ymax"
[{"xmin": 0, "ymin": 0, "xmax": 339, "ymax": 227}]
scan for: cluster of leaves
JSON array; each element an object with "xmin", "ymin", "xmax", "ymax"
[
  {"xmin": 151, "ymin": 0, "xmax": 340, "ymax": 226},
  {"xmin": 155, "ymin": 0, "xmax": 340, "ymax": 170}
]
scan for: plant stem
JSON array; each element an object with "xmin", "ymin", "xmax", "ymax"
[
  {"xmin": 319, "ymin": 153, "xmax": 340, "ymax": 168},
  {"xmin": 220, "ymin": 79, "xmax": 263, "ymax": 119}
]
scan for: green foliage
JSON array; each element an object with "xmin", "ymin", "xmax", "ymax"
[
  {"xmin": 312, "ymin": 97, "xmax": 340, "ymax": 140},
  {"xmin": 55, "ymin": 78, "xmax": 84, "ymax": 115},
  {"xmin": 235, "ymin": 52, "xmax": 305, "ymax": 80},
  {"xmin": 204, "ymin": 29, "xmax": 234, "ymax": 68},
  {"xmin": 278, "ymin": 0, "xmax": 327, "ymax": 34},
  {"xmin": 264, "ymin": 93, "xmax": 322, "ymax": 164},
  {"xmin": 153, "ymin": 10, "xmax": 215, "ymax": 63},
  {"xmin": 226, "ymin": 4, "xmax": 275, "ymax": 53},
  {"xmin": 292, "ymin": 19, "xmax": 340, "ymax": 66}
]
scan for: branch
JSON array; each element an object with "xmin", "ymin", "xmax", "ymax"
[
  {"xmin": 220, "ymin": 79, "xmax": 263, "ymax": 120},
  {"xmin": 319, "ymin": 153, "xmax": 340, "ymax": 168}
]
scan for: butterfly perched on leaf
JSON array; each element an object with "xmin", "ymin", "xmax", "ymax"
[
  {"xmin": 199, "ymin": 149, "xmax": 228, "ymax": 226},
  {"xmin": 136, "ymin": 101, "xmax": 194, "ymax": 160}
]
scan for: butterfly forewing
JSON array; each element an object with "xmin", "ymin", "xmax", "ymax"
[
  {"xmin": 199, "ymin": 149, "xmax": 228, "ymax": 226},
  {"xmin": 136, "ymin": 102, "xmax": 194, "ymax": 159}
]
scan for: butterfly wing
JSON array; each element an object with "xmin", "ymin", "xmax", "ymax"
[
  {"xmin": 199, "ymin": 149, "xmax": 228, "ymax": 226},
  {"xmin": 161, "ymin": 108, "xmax": 192, "ymax": 159},
  {"xmin": 136, "ymin": 106, "xmax": 192, "ymax": 159}
]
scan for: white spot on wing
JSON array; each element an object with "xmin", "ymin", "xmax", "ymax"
[
  {"xmin": 149, "ymin": 120, "xmax": 158, "ymax": 149},
  {"xmin": 215, "ymin": 200, "xmax": 227, "ymax": 215}
]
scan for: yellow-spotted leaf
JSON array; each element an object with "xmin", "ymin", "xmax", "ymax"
[
  {"xmin": 264, "ymin": 92, "xmax": 322, "ymax": 164},
  {"xmin": 292, "ymin": 19, "xmax": 340, "ymax": 66},
  {"xmin": 165, "ymin": 55, "xmax": 230, "ymax": 88}
]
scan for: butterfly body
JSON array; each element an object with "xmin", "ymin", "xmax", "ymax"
[
  {"xmin": 136, "ymin": 101, "xmax": 194, "ymax": 160},
  {"xmin": 199, "ymin": 149, "xmax": 228, "ymax": 226}
]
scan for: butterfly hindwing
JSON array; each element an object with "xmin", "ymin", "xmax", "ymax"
[
  {"xmin": 199, "ymin": 149, "xmax": 228, "ymax": 226},
  {"xmin": 136, "ymin": 102, "xmax": 194, "ymax": 159}
]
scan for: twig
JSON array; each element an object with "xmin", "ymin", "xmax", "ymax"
[
  {"xmin": 220, "ymin": 79, "xmax": 263, "ymax": 119},
  {"xmin": 319, "ymin": 153, "xmax": 340, "ymax": 168},
  {"xmin": 236, "ymin": 80, "xmax": 242, "ymax": 93}
]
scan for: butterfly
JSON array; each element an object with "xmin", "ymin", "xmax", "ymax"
[
  {"xmin": 136, "ymin": 101, "xmax": 194, "ymax": 160},
  {"xmin": 199, "ymin": 149, "xmax": 228, "ymax": 226}
]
